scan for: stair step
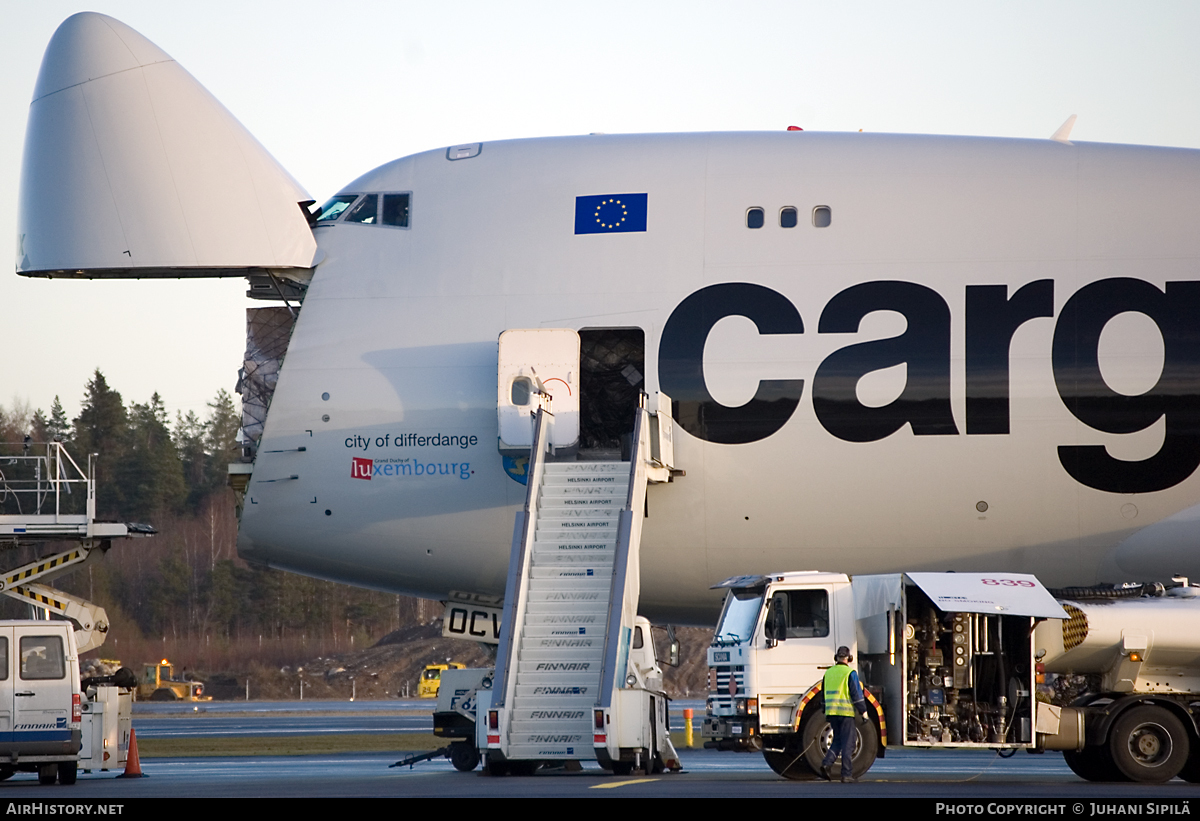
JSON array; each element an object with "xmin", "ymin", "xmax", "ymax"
[
  {"xmin": 509, "ymin": 707, "xmax": 591, "ymax": 723},
  {"xmin": 512, "ymin": 693, "xmax": 597, "ymax": 708},
  {"xmin": 527, "ymin": 578, "xmax": 611, "ymax": 592},
  {"xmin": 539, "ymin": 495, "xmax": 624, "ymax": 509},
  {"xmin": 539, "ymin": 486, "xmax": 627, "ymax": 500},
  {"xmin": 514, "ymin": 683, "xmax": 599, "ymax": 700},
  {"xmin": 536, "ymin": 508, "xmax": 620, "ymax": 520},
  {"xmin": 510, "ymin": 719, "xmax": 593, "ymax": 735},
  {"xmin": 517, "ymin": 659, "xmax": 600, "ymax": 674},
  {"xmin": 529, "ymin": 566, "xmax": 613, "ymax": 579},
  {"xmin": 525, "ymin": 585, "xmax": 608, "ymax": 600},
  {"xmin": 521, "ymin": 623, "xmax": 607, "ymax": 637},
  {"xmin": 521, "ymin": 611, "xmax": 606, "ymax": 624},
  {"xmin": 533, "ymin": 534, "xmax": 617, "ymax": 545},
  {"xmin": 542, "ymin": 463, "xmax": 627, "ymax": 474},
  {"xmin": 535, "ymin": 518, "xmax": 618, "ymax": 533},
  {"xmin": 530, "ymin": 553, "xmax": 616, "ymax": 567},
  {"xmin": 524, "ymin": 602, "xmax": 608, "ymax": 616},
  {"xmin": 542, "ymin": 474, "xmax": 627, "ymax": 488},
  {"xmin": 513, "ymin": 681, "xmax": 600, "ymax": 691},
  {"xmin": 531, "ymin": 540, "xmax": 616, "ymax": 554},
  {"xmin": 519, "ymin": 647, "xmax": 603, "ymax": 662},
  {"xmin": 518, "ymin": 636, "xmax": 605, "ymax": 652}
]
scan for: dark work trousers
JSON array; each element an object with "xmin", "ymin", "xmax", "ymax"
[{"xmin": 821, "ymin": 715, "xmax": 856, "ymax": 779}]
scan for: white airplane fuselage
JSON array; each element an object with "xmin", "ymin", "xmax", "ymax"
[{"xmin": 236, "ymin": 131, "xmax": 1200, "ymax": 623}]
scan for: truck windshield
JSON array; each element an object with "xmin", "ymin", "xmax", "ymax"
[{"xmin": 713, "ymin": 588, "xmax": 764, "ymax": 645}]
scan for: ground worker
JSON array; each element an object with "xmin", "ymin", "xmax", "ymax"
[{"xmin": 821, "ymin": 645, "xmax": 867, "ymax": 783}]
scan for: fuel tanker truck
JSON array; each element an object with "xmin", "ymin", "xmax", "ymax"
[{"xmin": 700, "ymin": 570, "xmax": 1200, "ymax": 783}]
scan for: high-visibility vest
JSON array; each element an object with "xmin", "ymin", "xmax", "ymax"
[{"xmin": 823, "ymin": 664, "xmax": 855, "ymax": 717}]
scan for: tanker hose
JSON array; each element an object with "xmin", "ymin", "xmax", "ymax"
[{"xmin": 1048, "ymin": 583, "xmax": 1146, "ymax": 600}]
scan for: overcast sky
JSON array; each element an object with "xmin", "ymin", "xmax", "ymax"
[{"xmin": 3, "ymin": 1, "xmax": 1200, "ymax": 425}]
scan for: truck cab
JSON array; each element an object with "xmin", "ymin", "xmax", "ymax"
[{"xmin": 704, "ymin": 572, "xmax": 856, "ymax": 744}]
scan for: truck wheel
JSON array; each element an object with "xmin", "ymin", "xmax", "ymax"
[
  {"xmin": 800, "ymin": 711, "xmax": 878, "ymax": 779},
  {"xmin": 57, "ymin": 761, "xmax": 77, "ymax": 785},
  {"xmin": 485, "ymin": 755, "xmax": 509, "ymax": 777},
  {"xmin": 448, "ymin": 742, "xmax": 479, "ymax": 772},
  {"xmin": 761, "ymin": 734, "xmax": 818, "ymax": 780},
  {"xmin": 150, "ymin": 688, "xmax": 178, "ymax": 701},
  {"xmin": 611, "ymin": 760, "xmax": 634, "ymax": 775},
  {"xmin": 1108, "ymin": 705, "xmax": 1189, "ymax": 783},
  {"xmin": 38, "ymin": 765, "xmax": 57, "ymax": 785}
]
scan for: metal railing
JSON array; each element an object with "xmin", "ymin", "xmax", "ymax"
[
  {"xmin": 0, "ymin": 442, "xmax": 94, "ymax": 522},
  {"xmin": 492, "ymin": 406, "xmax": 554, "ymax": 725}
]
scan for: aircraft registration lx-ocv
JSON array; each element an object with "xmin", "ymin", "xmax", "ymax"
[{"xmin": 17, "ymin": 14, "xmax": 1200, "ymax": 623}]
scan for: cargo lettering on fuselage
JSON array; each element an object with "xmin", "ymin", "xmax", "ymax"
[{"xmin": 661, "ymin": 278, "xmax": 1200, "ymax": 494}]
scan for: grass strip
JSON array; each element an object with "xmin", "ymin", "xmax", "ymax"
[{"xmin": 137, "ymin": 733, "xmax": 447, "ymax": 758}]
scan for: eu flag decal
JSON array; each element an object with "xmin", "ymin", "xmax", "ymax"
[{"xmin": 574, "ymin": 193, "xmax": 648, "ymax": 234}]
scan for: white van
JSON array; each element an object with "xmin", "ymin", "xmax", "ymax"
[{"xmin": 0, "ymin": 621, "xmax": 83, "ymax": 785}]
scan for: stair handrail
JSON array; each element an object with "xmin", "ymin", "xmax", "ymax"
[
  {"xmin": 596, "ymin": 404, "xmax": 652, "ymax": 710},
  {"xmin": 492, "ymin": 407, "xmax": 554, "ymax": 746}
]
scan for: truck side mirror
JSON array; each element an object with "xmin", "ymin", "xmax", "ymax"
[
  {"xmin": 766, "ymin": 599, "xmax": 787, "ymax": 645},
  {"xmin": 665, "ymin": 624, "xmax": 680, "ymax": 667}
]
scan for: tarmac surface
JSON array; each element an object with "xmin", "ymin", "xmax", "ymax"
[{"xmin": 2, "ymin": 701, "xmax": 1198, "ymax": 799}]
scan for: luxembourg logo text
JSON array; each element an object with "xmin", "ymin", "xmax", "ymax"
[{"xmin": 351, "ymin": 458, "xmax": 472, "ymax": 481}]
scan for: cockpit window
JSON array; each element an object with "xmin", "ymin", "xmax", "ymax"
[
  {"xmin": 315, "ymin": 195, "xmax": 358, "ymax": 222},
  {"xmin": 316, "ymin": 192, "xmax": 412, "ymax": 228},
  {"xmin": 345, "ymin": 194, "xmax": 379, "ymax": 224},
  {"xmin": 382, "ymin": 194, "xmax": 410, "ymax": 227}
]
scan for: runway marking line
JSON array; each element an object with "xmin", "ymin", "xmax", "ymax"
[{"xmin": 590, "ymin": 778, "xmax": 660, "ymax": 789}]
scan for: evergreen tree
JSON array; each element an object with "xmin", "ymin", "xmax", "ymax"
[
  {"xmin": 174, "ymin": 410, "xmax": 207, "ymax": 512},
  {"xmin": 29, "ymin": 409, "xmax": 50, "ymax": 444},
  {"xmin": 124, "ymin": 393, "xmax": 186, "ymax": 520},
  {"xmin": 72, "ymin": 371, "xmax": 128, "ymax": 518},
  {"xmin": 204, "ymin": 390, "xmax": 241, "ymax": 491},
  {"xmin": 48, "ymin": 397, "xmax": 70, "ymax": 442}
]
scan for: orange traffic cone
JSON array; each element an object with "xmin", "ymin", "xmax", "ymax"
[{"xmin": 117, "ymin": 727, "xmax": 145, "ymax": 778}]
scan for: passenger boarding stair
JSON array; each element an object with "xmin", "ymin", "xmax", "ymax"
[{"xmin": 488, "ymin": 399, "xmax": 681, "ymax": 774}]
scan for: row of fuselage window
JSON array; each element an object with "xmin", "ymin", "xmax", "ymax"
[{"xmin": 748, "ymin": 205, "xmax": 832, "ymax": 229}]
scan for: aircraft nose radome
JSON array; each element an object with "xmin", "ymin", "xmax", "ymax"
[{"xmin": 33, "ymin": 13, "xmax": 173, "ymax": 101}]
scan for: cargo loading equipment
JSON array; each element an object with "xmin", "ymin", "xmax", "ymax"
[
  {"xmin": 0, "ymin": 441, "xmax": 146, "ymax": 776},
  {"xmin": 0, "ymin": 441, "xmax": 153, "ymax": 650}
]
